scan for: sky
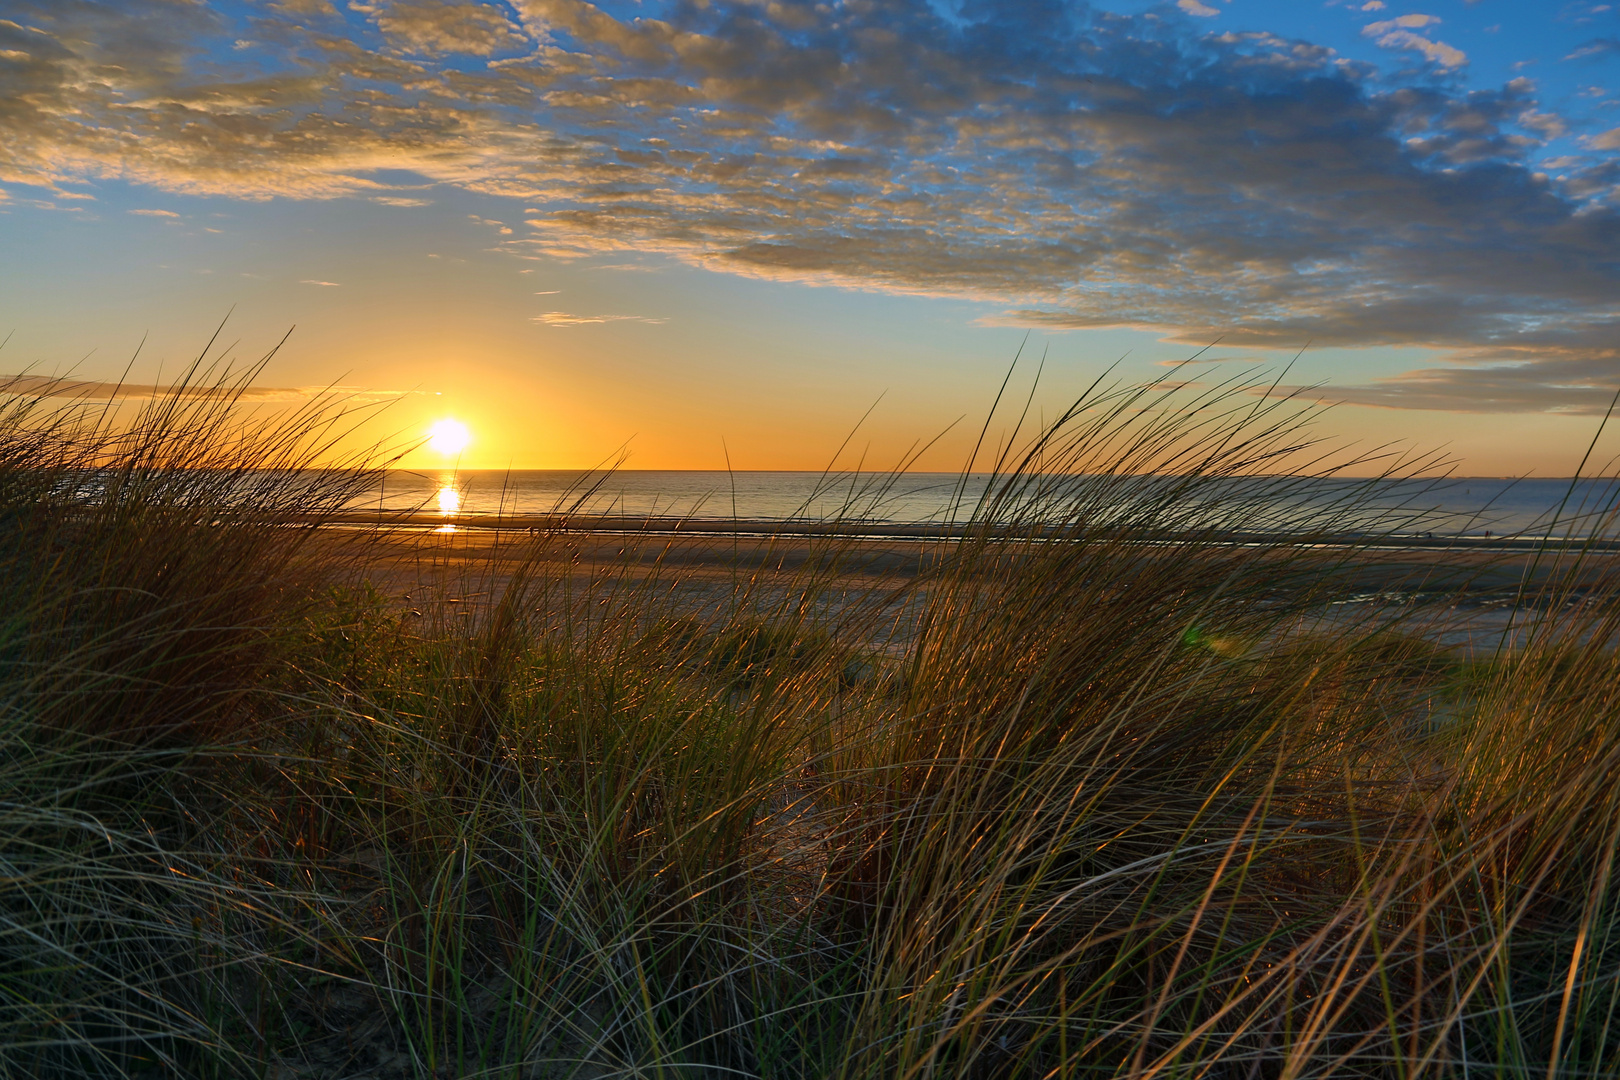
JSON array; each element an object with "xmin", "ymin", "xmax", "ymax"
[{"xmin": 2, "ymin": 0, "xmax": 1619, "ymax": 474}]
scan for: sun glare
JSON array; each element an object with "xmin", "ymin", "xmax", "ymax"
[
  {"xmin": 434, "ymin": 483, "xmax": 461, "ymax": 532},
  {"xmin": 427, "ymin": 418, "xmax": 471, "ymax": 457}
]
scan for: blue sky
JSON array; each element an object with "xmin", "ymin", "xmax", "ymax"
[{"xmin": 2, "ymin": 0, "xmax": 1618, "ymax": 472}]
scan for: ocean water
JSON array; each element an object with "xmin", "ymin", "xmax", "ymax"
[{"xmin": 351, "ymin": 470, "xmax": 1620, "ymax": 538}]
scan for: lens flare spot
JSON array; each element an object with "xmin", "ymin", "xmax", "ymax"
[
  {"xmin": 1184, "ymin": 624, "xmax": 1250, "ymax": 658},
  {"xmin": 427, "ymin": 419, "xmax": 471, "ymax": 457}
]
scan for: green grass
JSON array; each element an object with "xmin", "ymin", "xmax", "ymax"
[{"xmin": 3, "ymin": 363, "xmax": 1620, "ymax": 1078}]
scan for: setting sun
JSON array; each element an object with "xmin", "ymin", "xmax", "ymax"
[{"xmin": 426, "ymin": 419, "xmax": 471, "ymax": 457}]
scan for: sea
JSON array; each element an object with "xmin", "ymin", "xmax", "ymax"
[{"xmin": 352, "ymin": 469, "xmax": 1620, "ymax": 540}]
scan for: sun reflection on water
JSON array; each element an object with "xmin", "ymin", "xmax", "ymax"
[{"xmin": 434, "ymin": 483, "xmax": 460, "ymax": 533}]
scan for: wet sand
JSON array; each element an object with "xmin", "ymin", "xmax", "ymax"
[
  {"xmin": 305, "ymin": 524, "xmax": 941, "ymax": 642},
  {"xmin": 306, "ymin": 520, "xmax": 1620, "ymax": 650},
  {"xmin": 314, "ymin": 523, "xmax": 941, "ymax": 595}
]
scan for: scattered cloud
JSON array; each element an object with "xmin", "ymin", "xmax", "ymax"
[
  {"xmin": 469, "ymin": 213, "xmax": 512, "ymax": 234},
  {"xmin": 1272, "ymin": 349, "xmax": 1620, "ymax": 414},
  {"xmin": 0, "ymin": 374, "xmax": 413, "ymax": 403},
  {"xmin": 299, "ymin": 279, "xmax": 341, "ymax": 286},
  {"xmin": 272, "ymin": 0, "xmax": 339, "ymax": 14},
  {"xmin": 1519, "ymin": 110, "xmax": 1568, "ymax": 140},
  {"xmin": 371, "ymin": 0, "xmax": 530, "ymax": 57},
  {"xmin": 128, "ymin": 208, "xmax": 178, "ymax": 217},
  {"xmin": 1360, "ymin": 1, "xmax": 1386, "ymax": 9},
  {"xmin": 1176, "ymin": 1, "xmax": 1218, "ymax": 17},
  {"xmin": 1364, "ymin": 14, "xmax": 1442, "ymax": 33},
  {"xmin": 533, "ymin": 311, "xmax": 666, "ymax": 326},
  {"xmin": 1363, "ymin": 16, "xmax": 1467, "ymax": 69},
  {"xmin": 373, "ymin": 195, "xmax": 432, "ymax": 207},
  {"xmin": 1, "ymin": 0, "xmax": 1617, "ymax": 413},
  {"xmin": 533, "ymin": 289, "xmax": 560, "ymax": 294},
  {"xmin": 1566, "ymin": 39, "xmax": 1620, "ymax": 62},
  {"xmin": 1586, "ymin": 127, "xmax": 1620, "ymax": 150}
]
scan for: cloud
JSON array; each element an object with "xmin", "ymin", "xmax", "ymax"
[
  {"xmin": 1373, "ymin": 30, "xmax": 1467, "ymax": 69},
  {"xmin": 1566, "ymin": 39, "xmax": 1620, "ymax": 62},
  {"xmin": 128, "ymin": 208, "xmax": 178, "ymax": 217},
  {"xmin": 532, "ymin": 311, "xmax": 665, "ymax": 326},
  {"xmin": 1364, "ymin": 14, "xmax": 1442, "ymax": 33},
  {"xmin": 299, "ymin": 279, "xmax": 341, "ymax": 286},
  {"xmin": 272, "ymin": 0, "xmax": 339, "ymax": 14},
  {"xmin": 1362, "ymin": 17, "xmax": 1466, "ymax": 69},
  {"xmin": 468, "ymin": 212, "xmax": 513, "ymax": 233},
  {"xmin": 1518, "ymin": 110, "xmax": 1567, "ymax": 140},
  {"xmin": 0, "ymin": 0, "xmax": 1618, "ymax": 413},
  {"xmin": 1586, "ymin": 127, "xmax": 1620, "ymax": 150},
  {"xmin": 1272, "ymin": 351, "xmax": 1620, "ymax": 415},
  {"xmin": 1176, "ymin": 1, "xmax": 1218, "ymax": 17},
  {"xmin": 1361, "ymin": 15, "xmax": 1465, "ymax": 69},
  {"xmin": 0, "ymin": 374, "xmax": 412, "ymax": 403},
  {"xmin": 372, "ymin": 1, "xmax": 529, "ymax": 56}
]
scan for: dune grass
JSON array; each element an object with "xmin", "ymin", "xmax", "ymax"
[{"xmin": 2, "ymin": 364, "xmax": 1619, "ymax": 1078}]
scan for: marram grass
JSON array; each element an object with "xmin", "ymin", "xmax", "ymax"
[{"xmin": 1, "ymin": 365, "xmax": 1618, "ymax": 1078}]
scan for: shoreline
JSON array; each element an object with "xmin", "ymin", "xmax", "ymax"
[{"xmin": 300, "ymin": 509, "xmax": 1620, "ymax": 553}]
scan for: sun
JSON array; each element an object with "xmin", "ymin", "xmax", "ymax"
[{"xmin": 427, "ymin": 418, "xmax": 471, "ymax": 457}]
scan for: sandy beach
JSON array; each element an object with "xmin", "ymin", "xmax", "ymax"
[{"xmin": 306, "ymin": 518, "xmax": 1620, "ymax": 654}]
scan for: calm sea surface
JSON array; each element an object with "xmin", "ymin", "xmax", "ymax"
[{"xmin": 351, "ymin": 470, "xmax": 1620, "ymax": 539}]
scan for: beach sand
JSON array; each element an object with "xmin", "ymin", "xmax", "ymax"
[{"xmin": 305, "ymin": 521, "xmax": 1620, "ymax": 651}]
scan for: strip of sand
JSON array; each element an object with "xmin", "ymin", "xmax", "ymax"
[{"xmin": 307, "ymin": 520, "xmax": 1620, "ymax": 645}]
